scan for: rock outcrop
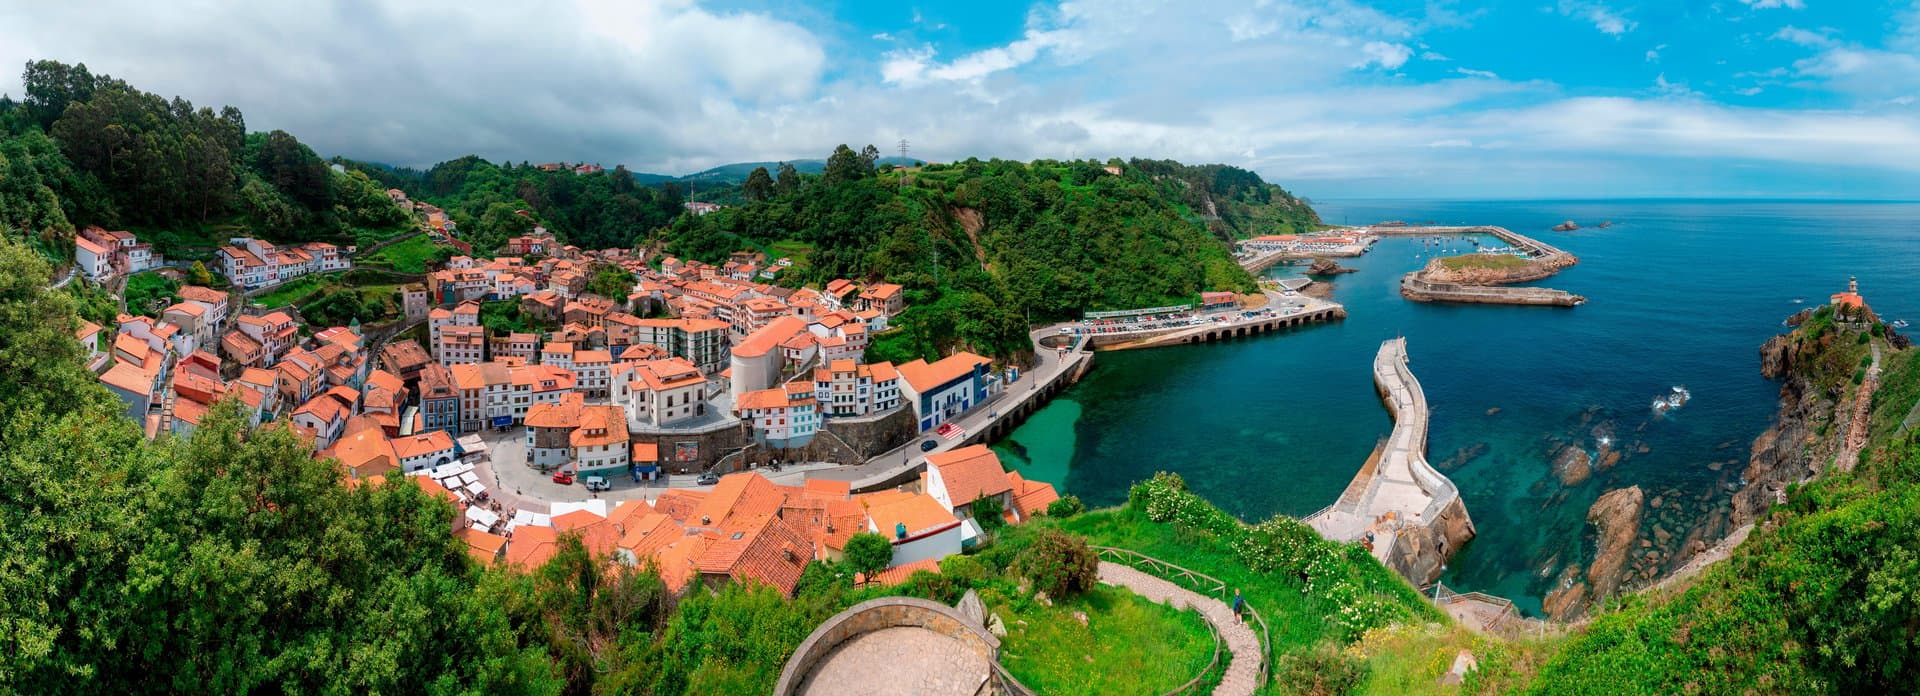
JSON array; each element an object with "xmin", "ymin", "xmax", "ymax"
[
  {"xmin": 1586, "ymin": 486, "xmax": 1645, "ymax": 603},
  {"xmin": 1307, "ymin": 258, "xmax": 1357, "ymax": 275},
  {"xmin": 1552, "ymin": 220, "xmax": 1579, "ymax": 232}
]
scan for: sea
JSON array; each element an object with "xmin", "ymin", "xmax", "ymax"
[{"xmin": 990, "ymin": 200, "xmax": 1920, "ymax": 614}]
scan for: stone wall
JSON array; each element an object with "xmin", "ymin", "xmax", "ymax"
[
  {"xmin": 825, "ymin": 406, "xmax": 919, "ymax": 458},
  {"xmin": 630, "ymin": 421, "xmax": 751, "ymax": 474},
  {"xmin": 774, "ymin": 597, "xmax": 1000, "ymax": 696}
]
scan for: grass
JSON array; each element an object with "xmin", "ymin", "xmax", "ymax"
[
  {"xmin": 766, "ymin": 239, "xmax": 813, "ymax": 270},
  {"xmin": 1869, "ymin": 344, "xmax": 1919, "ymax": 443},
  {"xmin": 990, "ymin": 583, "xmax": 1218, "ymax": 695},
  {"xmin": 1435, "ymin": 253, "xmax": 1529, "ymax": 272},
  {"xmin": 357, "ymin": 234, "xmax": 446, "ymax": 273},
  {"xmin": 1056, "ymin": 507, "xmax": 1440, "ymax": 658},
  {"xmin": 252, "ymin": 275, "xmax": 328, "ymax": 308},
  {"xmin": 1350, "ymin": 623, "xmax": 1561, "ymax": 695}
]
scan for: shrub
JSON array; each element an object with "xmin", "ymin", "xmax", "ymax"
[
  {"xmin": 1271, "ymin": 642, "xmax": 1367, "ymax": 695},
  {"xmin": 938, "ymin": 554, "xmax": 988, "ymax": 587},
  {"xmin": 1017, "ymin": 529, "xmax": 1099, "ymax": 598},
  {"xmin": 1046, "ymin": 495, "xmax": 1086, "ymax": 518}
]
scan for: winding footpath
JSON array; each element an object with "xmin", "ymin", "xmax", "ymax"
[{"xmin": 1096, "ymin": 562, "xmax": 1263, "ymax": 696}]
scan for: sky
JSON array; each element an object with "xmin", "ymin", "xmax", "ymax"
[{"xmin": 5, "ymin": 0, "xmax": 1920, "ymax": 199}]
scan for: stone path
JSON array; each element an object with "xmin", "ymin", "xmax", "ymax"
[{"xmin": 1097, "ymin": 562, "xmax": 1263, "ymax": 696}]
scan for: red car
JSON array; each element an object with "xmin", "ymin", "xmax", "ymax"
[{"xmin": 551, "ymin": 471, "xmax": 574, "ymax": 485}]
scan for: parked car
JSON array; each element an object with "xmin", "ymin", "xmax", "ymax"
[
  {"xmin": 697, "ymin": 472, "xmax": 720, "ymax": 486},
  {"xmin": 583, "ymin": 475, "xmax": 610, "ymax": 492},
  {"xmin": 551, "ymin": 471, "xmax": 574, "ymax": 485},
  {"xmin": 919, "ymin": 440, "xmax": 938, "ymax": 452}
]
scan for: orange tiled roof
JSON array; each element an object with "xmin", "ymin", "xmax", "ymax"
[
  {"xmin": 506, "ymin": 525, "xmax": 560, "ymax": 569},
  {"xmin": 864, "ymin": 558, "xmax": 942, "ymax": 586},
  {"xmin": 927, "ymin": 445, "xmax": 1014, "ymax": 507},
  {"xmin": 695, "ymin": 514, "xmax": 811, "ymax": 596},
  {"xmin": 1006, "ymin": 471, "xmax": 1061, "ymax": 520},
  {"xmin": 732, "ymin": 316, "xmax": 809, "ymax": 358},
  {"xmin": 897, "ymin": 352, "xmax": 991, "ymax": 393},
  {"xmin": 863, "ymin": 492, "xmax": 960, "ymax": 540}
]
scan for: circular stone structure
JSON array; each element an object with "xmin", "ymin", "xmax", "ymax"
[{"xmin": 774, "ymin": 596, "xmax": 1007, "ymax": 696}]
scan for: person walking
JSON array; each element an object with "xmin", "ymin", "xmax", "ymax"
[{"xmin": 1231, "ymin": 589, "xmax": 1245, "ymax": 622}]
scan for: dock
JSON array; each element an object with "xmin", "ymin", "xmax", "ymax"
[
  {"xmin": 1305, "ymin": 338, "xmax": 1475, "ymax": 585},
  {"xmin": 1079, "ymin": 292, "xmax": 1345, "ymax": 351}
]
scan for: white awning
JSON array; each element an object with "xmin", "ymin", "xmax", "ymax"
[{"xmin": 464, "ymin": 506, "xmax": 500, "ymax": 528}]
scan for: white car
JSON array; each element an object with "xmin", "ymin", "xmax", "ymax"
[{"xmin": 583, "ymin": 475, "xmax": 611, "ymax": 491}]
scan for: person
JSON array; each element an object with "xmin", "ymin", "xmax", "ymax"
[{"xmin": 1231, "ymin": 589, "xmax": 1245, "ymax": 621}]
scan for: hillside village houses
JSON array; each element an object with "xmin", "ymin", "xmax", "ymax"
[
  {"xmin": 217, "ymin": 237, "xmax": 349, "ymax": 291},
  {"xmin": 68, "ymin": 226, "xmax": 1072, "ymax": 600},
  {"xmin": 74, "ymin": 226, "xmax": 167, "ymax": 283}
]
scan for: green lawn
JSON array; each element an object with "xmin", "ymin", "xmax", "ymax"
[
  {"xmin": 358, "ymin": 234, "xmax": 446, "ymax": 273},
  {"xmin": 766, "ymin": 239, "xmax": 813, "ymax": 270},
  {"xmin": 1436, "ymin": 253, "xmax": 1529, "ymax": 271},
  {"xmin": 252, "ymin": 276, "xmax": 328, "ymax": 308},
  {"xmin": 124, "ymin": 271, "xmax": 181, "ymax": 317},
  {"xmin": 992, "ymin": 583, "xmax": 1217, "ymax": 695}
]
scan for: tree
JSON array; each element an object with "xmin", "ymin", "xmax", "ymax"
[
  {"xmin": 1047, "ymin": 495, "xmax": 1086, "ymax": 518},
  {"xmin": 775, "ymin": 161, "xmax": 799, "ymax": 196},
  {"xmin": 1016, "ymin": 529, "xmax": 1099, "ymax": 599},
  {"xmin": 844, "ymin": 531, "xmax": 893, "ymax": 583},
  {"xmin": 822, "ymin": 144, "xmax": 874, "ymax": 185},
  {"xmin": 970, "ymin": 493, "xmax": 1006, "ymax": 534},
  {"xmin": 0, "ymin": 235, "xmax": 113, "ymax": 427},
  {"xmin": 742, "ymin": 166, "xmax": 773, "ymax": 202},
  {"xmin": 189, "ymin": 260, "xmax": 213, "ymax": 286},
  {"xmin": 585, "ymin": 265, "xmax": 634, "ymax": 300}
]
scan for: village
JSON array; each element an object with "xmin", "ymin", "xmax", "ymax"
[{"xmin": 71, "ymin": 186, "xmax": 1072, "ymax": 596}]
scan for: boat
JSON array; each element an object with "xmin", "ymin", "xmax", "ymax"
[
  {"xmin": 1791, "ymin": 297, "xmax": 1804, "ymax": 304},
  {"xmin": 1895, "ymin": 320, "xmax": 1911, "ymax": 329}
]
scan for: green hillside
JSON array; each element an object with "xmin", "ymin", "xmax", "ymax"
[
  {"xmin": 0, "ymin": 60, "xmax": 412, "ymax": 263},
  {"xmin": 660, "ymin": 147, "xmax": 1298, "ymax": 360}
]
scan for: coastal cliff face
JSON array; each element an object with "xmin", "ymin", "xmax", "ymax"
[
  {"xmin": 1542, "ymin": 486, "xmax": 1644, "ymax": 621},
  {"xmin": 1731, "ymin": 333, "xmax": 1837, "ymax": 527}
]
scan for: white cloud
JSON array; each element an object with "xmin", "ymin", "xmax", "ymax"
[
  {"xmin": 1737, "ymin": 87, "xmax": 1764, "ymax": 96},
  {"xmin": 1741, "ymin": 0, "xmax": 1806, "ymax": 8},
  {"xmin": 1455, "ymin": 67, "xmax": 1499, "ymax": 79},
  {"xmin": 1557, "ymin": 1, "xmax": 1637, "ymax": 36},
  {"xmin": 1359, "ymin": 42, "xmax": 1413, "ymax": 70},
  {"xmin": 1772, "ymin": 25, "xmax": 1834, "ymax": 48},
  {"xmin": 1427, "ymin": 138, "xmax": 1474, "ymax": 147},
  {"xmin": 1421, "ymin": 51, "xmax": 1450, "ymax": 61}
]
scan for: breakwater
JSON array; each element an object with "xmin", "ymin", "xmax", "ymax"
[
  {"xmin": 1087, "ymin": 298, "xmax": 1345, "ymax": 351},
  {"xmin": 1305, "ymin": 338, "xmax": 1475, "ymax": 586},
  {"xmin": 1367, "ymin": 225, "xmax": 1585, "ymax": 307}
]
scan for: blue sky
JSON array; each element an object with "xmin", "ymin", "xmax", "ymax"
[{"xmin": 6, "ymin": 1, "xmax": 1920, "ymax": 199}]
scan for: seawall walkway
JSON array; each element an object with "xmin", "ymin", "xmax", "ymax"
[{"xmin": 1306, "ymin": 338, "xmax": 1473, "ymax": 576}]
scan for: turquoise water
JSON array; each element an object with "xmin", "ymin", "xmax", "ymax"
[{"xmin": 993, "ymin": 200, "xmax": 1920, "ymax": 612}]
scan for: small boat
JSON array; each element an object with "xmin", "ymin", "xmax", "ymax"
[
  {"xmin": 1791, "ymin": 298, "xmax": 1804, "ymax": 304},
  {"xmin": 1895, "ymin": 320, "xmax": 1911, "ymax": 329}
]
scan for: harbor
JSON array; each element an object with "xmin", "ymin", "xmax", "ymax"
[{"xmin": 1366, "ymin": 225, "xmax": 1586, "ymax": 307}]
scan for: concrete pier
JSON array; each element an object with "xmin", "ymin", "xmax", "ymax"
[
  {"xmin": 1305, "ymin": 338, "xmax": 1475, "ymax": 586},
  {"xmin": 1086, "ymin": 294, "xmax": 1345, "ymax": 352}
]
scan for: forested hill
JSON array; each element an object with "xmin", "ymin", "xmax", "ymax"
[
  {"xmin": 660, "ymin": 148, "xmax": 1319, "ymax": 360},
  {"xmin": 0, "ymin": 60, "xmax": 412, "ymax": 262},
  {"xmin": 334, "ymin": 155, "xmax": 685, "ymax": 254}
]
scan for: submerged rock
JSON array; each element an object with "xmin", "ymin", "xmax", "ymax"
[{"xmin": 1552, "ymin": 446, "xmax": 1594, "ymax": 487}]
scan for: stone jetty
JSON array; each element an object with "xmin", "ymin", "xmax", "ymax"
[{"xmin": 1305, "ymin": 338, "xmax": 1475, "ymax": 586}]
